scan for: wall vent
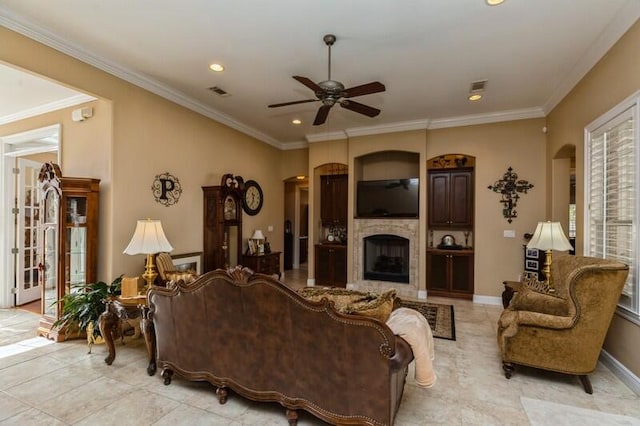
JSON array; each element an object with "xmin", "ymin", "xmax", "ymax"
[
  {"xmin": 208, "ymin": 86, "xmax": 230, "ymax": 97},
  {"xmin": 470, "ymin": 80, "xmax": 488, "ymax": 93}
]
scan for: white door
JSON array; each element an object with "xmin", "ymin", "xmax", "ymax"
[{"xmin": 15, "ymin": 158, "xmax": 43, "ymax": 306}]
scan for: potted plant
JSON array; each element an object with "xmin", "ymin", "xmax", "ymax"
[{"xmin": 52, "ymin": 277, "xmax": 122, "ymax": 344}]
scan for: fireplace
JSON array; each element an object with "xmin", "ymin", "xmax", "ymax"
[
  {"xmin": 353, "ymin": 218, "xmax": 419, "ymax": 298},
  {"xmin": 364, "ymin": 234, "xmax": 410, "ymax": 283}
]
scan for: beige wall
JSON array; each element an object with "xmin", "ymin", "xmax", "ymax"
[
  {"xmin": 547, "ymin": 21, "xmax": 640, "ymax": 377},
  {"xmin": 0, "ymin": 99, "xmax": 113, "ymax": 276},
  {"xmin": 1, "ymin": 27, "xmax": 284, "ymax": 280}
]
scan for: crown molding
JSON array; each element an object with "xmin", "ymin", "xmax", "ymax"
[
  {"xmin": 543, "ymin": 0, "xmax": 640, "ymax": 115},
  {"xmin": 306, "ymin": 131, "xmax": 347, "ymax": 143},
  {"xmin": 428, "ymin": 107, "xmax": 545, "ymax": 129},
  {"xmin": 345, "ymin": 119, "xmax": 430, "ymax": 138},
  {"xmin": 0, "ymin": 9, "xmax": 282, "ymax": 149},
  {"xmin": 279, "ymin": 140, "xmax": 309, "ymax": 150},
  {"xmin": 0, "ymin": 94, "xmax": 95, "ymax": 125}
]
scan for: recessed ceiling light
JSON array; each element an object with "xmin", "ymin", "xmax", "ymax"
[
  {"xmin": 292, "ymin": 119, "xmax": 302, "ymax": 125},
  {"xmin": 486, "ymin": 0, "xmax": 505, "ymax": 5},
  {"xmin": 468, "ymin": 94, "xmax": 483, "ymax": 101},
  {"xmin": 209, "ymin": 63, "xmax": 224, "ymax": 72},
  {"xmin": 296, "ymin": 175, "xmax": 306, "ymax": 180}
]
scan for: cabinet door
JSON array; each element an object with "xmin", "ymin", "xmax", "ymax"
[
  {"xmin": 428, "ymin": 172, "xmax": 450, "ymax": 227},
  {"xmin": 449, "ymin": 171, "xmax": 473, "ymax": 228},
  {"xmin": 427, "ymin": 253, "xmax": 448, "ymax": 290},
  {"xmin": 320, "ymin": 175, "xmax": 348, "ymax": 226},
  {"xmin": 333, "ymin": 175, "xmax": 348, "ymax": 225},
  {"xmin": 451, "ymin": 253, "xmax": 474, "ymax": 293},
  {"xmin": 333, "ymin": 247, "xmax": 347, "ymax": 287},
  {"xmin": 320, "ymin": 176, "xmax": 333, "ymax": 226},
  {"xmin": 315, "ymin": 246, "xmax": 332, "ymax": 285}
]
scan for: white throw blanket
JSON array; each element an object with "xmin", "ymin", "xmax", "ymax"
[{"xmin": 386, "ymin": 307, "xmax": 436, "ymax": 388}]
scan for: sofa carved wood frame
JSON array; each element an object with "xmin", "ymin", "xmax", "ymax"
[
  {"xmin": 497, "ymin": 255, "xmax": 629, "ymax": 394},
  {"xmin": 145, "ymin": 266, "xmax": 413, "ymax": 426}
]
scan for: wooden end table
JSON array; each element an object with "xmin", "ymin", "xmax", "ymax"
[{"xmin": 98, "ymin": 296, "xmax": 156, "ymax": 375}]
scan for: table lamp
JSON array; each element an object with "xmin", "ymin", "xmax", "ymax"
[
  {"xmin": 251, "ymin": 229, "xmax": 265, "ymax": 254},
  {"xmin": 123, "ymin": 219, "xmax": 173, "ymax": 291},
  {"xmin": 526, "ymin": 221, "xmax": 573, "ymax": 292}
]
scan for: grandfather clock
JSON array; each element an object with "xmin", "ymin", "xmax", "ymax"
[{"xmin": 37, "ymin": 162, "xmax": 100, "ymax": 341}]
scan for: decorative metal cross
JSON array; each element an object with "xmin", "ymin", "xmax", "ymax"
[{"xmin": 487, "ymin": 167, "xmax": 534, "ymax": 223}]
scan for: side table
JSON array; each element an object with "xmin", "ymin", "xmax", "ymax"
[
  {"xmin": 502, "ymin": 280, "xmax": 522, "ymax": 308},
  {"xmin": 98, "ymin": 296, "xmax": 155, "ymax": 375}
]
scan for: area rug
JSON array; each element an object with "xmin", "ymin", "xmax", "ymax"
[{"xmin": 397, "ymin": 299, "xmax": 456, "ymax": 341}]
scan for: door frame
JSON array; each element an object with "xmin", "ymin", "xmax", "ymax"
[{"xmin": 1, "ymin": 124, "xmax": 60, "ymax": 308}]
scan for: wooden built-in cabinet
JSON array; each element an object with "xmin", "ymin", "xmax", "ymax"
[
  {"xmin": 428, "ymin": 169, "xmax": 473, "ymax": 229},
  {"xmin": 38, "ymin": 163, "xmax": 100, "ymax": 341},
  {"xmin": 426, "ymin": 249, "xmax": 474, "ymax": 299},
  {"xmin": 315, "ymin": 244, "xmax": 347, "ymax": 287},
  {"xmin": 320, "ymin": 174, "xmax": 348, "ymax": 226}
]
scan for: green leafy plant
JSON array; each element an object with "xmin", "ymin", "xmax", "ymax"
[{"xmin": 52, "ymin": 277, "xmax": 122, "ymax": 339}]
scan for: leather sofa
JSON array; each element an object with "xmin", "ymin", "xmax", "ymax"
[{"xmin": 146, "ymin": 267, "xmax": 414, "ymax": 425}]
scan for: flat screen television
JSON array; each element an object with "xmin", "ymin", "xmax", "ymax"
[{"xmin": 357, "ymin": 178, "xmax": 419, "ymax": 218}]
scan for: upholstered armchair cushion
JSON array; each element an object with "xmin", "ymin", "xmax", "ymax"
[{"xmin": 497, "ymin": 255, "xmax": 629, "ymax": 393}]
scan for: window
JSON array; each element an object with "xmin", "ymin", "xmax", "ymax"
[{"xmin": 585, "ymin": 91, "xmax": 639, "ymax": 320}]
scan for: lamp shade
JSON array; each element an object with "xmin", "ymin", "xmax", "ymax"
[
  {"xmin": 526, "ymin": 221, "xmax": 573, "ymax": 252},
  {"xmin": 251, "ymin": 229, "xmax": 265, "ymax": 240},
  {"xmin": 123, "ymin": 219, "xmax": 173, "ymax": 255}
]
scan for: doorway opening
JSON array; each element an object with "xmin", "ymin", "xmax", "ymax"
[{"xmin": 2, "ymin": 125, "xmax": 60, "ymax": 309}]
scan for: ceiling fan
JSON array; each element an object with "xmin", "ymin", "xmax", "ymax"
[{"xmin": 268, "ymin": 34, "xmax": 386, "ymax": 126}]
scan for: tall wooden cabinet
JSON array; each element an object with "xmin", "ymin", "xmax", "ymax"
[
  {"xmin": 38, "ymin": 163, "xmax": 100, "ymax": 341},
  {"xmin": 203, "ymin": 175, "xmax": 244, "ymax": 273},
  {"xmin": 428, "ymin": 169, "xmax": 473, "ymax": 228},
  {"xmin": 320, "ymin": 174, "xmax": 348, "ymax": 226}
]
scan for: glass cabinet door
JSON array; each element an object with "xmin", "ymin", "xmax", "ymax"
[
  {"xmin": 42, "ymin": 189, "xmax": 59, "ymax": 319},
  {"xmin": 65, "ymin": 196, "xmax": 88, "ymax": 291}
]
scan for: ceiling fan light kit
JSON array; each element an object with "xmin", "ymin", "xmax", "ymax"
[{"xmin": 268, "ymin": 34, "xmax": 385, "ymax": 126}]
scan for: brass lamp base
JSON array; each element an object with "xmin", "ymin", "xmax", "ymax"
[
  {"xmin": 142, "ymin": 253, "xmax": 158, "ymax": 292},
  {"xmin": 543, "ymin": 249, "xmax": 555, "ymax": 293}
]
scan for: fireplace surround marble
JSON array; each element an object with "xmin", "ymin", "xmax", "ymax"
[{"xmin": 352, "ymin": 218, "xmax": 420, "ymax": 298}]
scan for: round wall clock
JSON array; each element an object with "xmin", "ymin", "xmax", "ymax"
[{"xmin": 243, "ymin": 180, "xmax": 263, "ymax": 216}]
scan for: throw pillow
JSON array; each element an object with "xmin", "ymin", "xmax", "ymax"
[
  {"xmin": 297, "ymin": 287, "xmax": 397, "ymax": 322},
  {"xmin": 165, "ymin": 270, "xmax": 197, "ymax": 288},
  {"xmin": 509, "ymin": 285, "xmax": 568, "ymax": 316}
]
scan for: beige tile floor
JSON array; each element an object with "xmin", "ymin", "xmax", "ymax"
[{"xmin": 1, "ymin": 265, "xmax": 639, "ymax": 425}]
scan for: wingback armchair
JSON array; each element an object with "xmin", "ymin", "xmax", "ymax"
[{"xmin": 497, "ymin": 255, "xmax": 628, "ymax": 393}]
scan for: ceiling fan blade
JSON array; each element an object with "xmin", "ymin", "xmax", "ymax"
[
  {"xmin": 340, "ymin": 100, "xmax": 380, "ymax": 117},
  {"xmin": 342, "ymin": 81, "xmax": 386, "ymax": 98},
  {"xmin": 313, "ymin": 104, "xmax": 332, "ymax": 126},
  {"xmin": 293, "ymin": 76, "xmax": 322, "ymax": 93},
  {"xmin": 268, "ymin": 99, "xmax": 317, "ymax": 108}
]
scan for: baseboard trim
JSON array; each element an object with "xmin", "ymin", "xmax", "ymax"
[
  {"xmin": 473, "ymin": 295, "xmax": 502, "ymax": 305},
  {"xmin": 600, "ymin": 349, "xmax": 640, "ymax": 396}
]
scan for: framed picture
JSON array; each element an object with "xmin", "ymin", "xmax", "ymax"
[
  {"xmin": 525, "ymin": 259, "xmax": 538, "ymax": 270},
  {"xmin": 172, "ymin": 252, "xmax": 202, "ymax": 274},
  {"xmin": 525, "ymin": 248, "xmax": 539, "ymax": 258},
  {"xmin": 523, "ymin": 271, "xmax": 538, "ymax": 280}
]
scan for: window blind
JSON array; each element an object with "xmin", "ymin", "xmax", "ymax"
[{"xmin": 587, "ymin": 105, "xmax": 637, "ymax": 314}]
